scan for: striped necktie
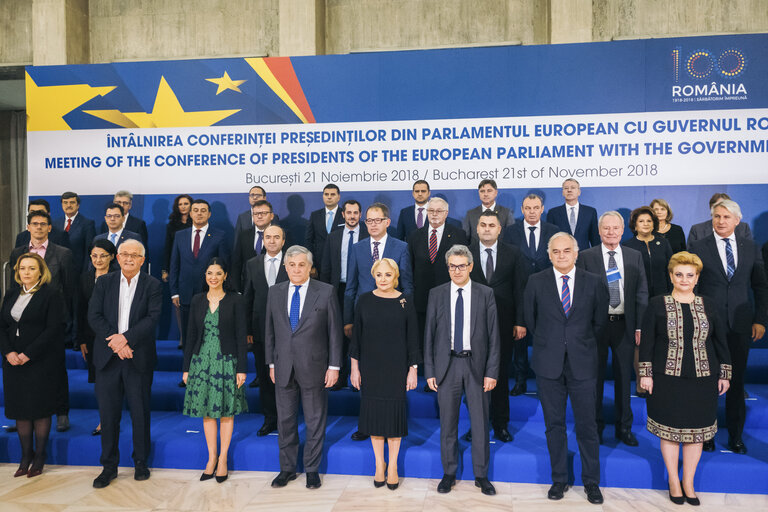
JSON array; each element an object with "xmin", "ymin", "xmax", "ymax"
[
  {"xmin": 723, "ymin": 238, "xmax": 735, "ymax": 280},
  {"xmin": 561, "ymin": 275, "xmax": 571, "ymax": 317}
]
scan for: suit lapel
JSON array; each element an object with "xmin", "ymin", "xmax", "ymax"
[
  {"xmin": 296, "ymin": 280, "xmax": 320, "ymax": 331},
  {"xmin": 127, "ymin": 273, "xmax": 146, "ymax": 326},
  {"xmin": 705, "ymin": 236, "xmax": 729, "ymax": 280},
  {"xmin": 470, "ymin": 283, "xmax": 480, "ymax": 340}
]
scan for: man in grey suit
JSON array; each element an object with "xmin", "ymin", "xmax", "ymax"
[
  {"xmin": 687, "ymin": 193, "xmax": 752, "ymax": 247},
  {"xmin": 577, "ymin": 211, "xmax": 648, "ymax": 446},
  {"xmin": 425, "ymin": 245, "xmax": 500, "ymax": 496},
  {"xmin": 265, "ymin": 245, "xmax": 343, "ymax": 490},
  {"xmin": 462, "ymin": 179, "xmax": 514, "ymax": 242}
]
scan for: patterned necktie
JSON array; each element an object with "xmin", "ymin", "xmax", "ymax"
[
  {"xmin": 428, "ymin": 229, "xmax": 438, "ymax": 263},
  {"xmin": 372, "ymin": 241, "xmax": 380, "ymax": 260},
  {"xmin": 528, "ymin": 226, "xmax": 537, "ymax": 257},
  {"xmin": 416, "ymin": 207, "xmax": 424, "ymax": 229},
  {"xmin": 193, "ymin": 229, "xmax": 201, "ymax": 258},
  {"xmin": 608, "ymin": 250, "xmax": 621, "ymax": 308},
  {"xmin": 110, "ymin": 233, "xmax": 117, "ymax": 247},
  {"xmin": 267, "ymin": 257, "xmax": 277, "ymax": 287},
  {"xmin": 569, "ymin": 207, "xmax": 577, "ymax": 234},
  {"xmin": 326, "ymin": 210, "xmax": 334, "ymax": 233},
  {"xmin": 290, "ymin": 285, "xmax": 301, "ymax": 331},
  {"xmin": 454, "ymin": 288, "xmax": 464, "ymax": 351},
  {"xmin": 485, "ymin": 248, "xmax": 494, "ymax": 282},
  {"xmin": 65, "ymin": 218, "xmax": 72, "ymax": 232},
  {"xmin": 723, "ymin": 238, "xmax": 735, "ymax": 280},
  {"xmin": 561, "ymin": 275, "xmax": 571, "ymax": 317},
  {"xmin": 254, "ymin": 230, "xmax": 263, "ymax": 254}
]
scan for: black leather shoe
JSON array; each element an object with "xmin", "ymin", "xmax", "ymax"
[
  {"xmin": 5, "ymin": 423, "xmax": 17, "ymax": 433},
  {"xmin": 351, "ymin": 431, "xmax": 369, "ymax": 441},
  {"xmin": 56, "ymin": 415, "xmax": 70, "ymax": 432},
  {"xmin": 373, "ymin": 478, "xmax": 385, "ymax": 488},
  {"xmin": 616, "ymin": 430, "xmax": 639, "ymax": 447},
  {"xmin": 683, "ymin": 490, "xmax": 700, "ymax": 506},
  {"xmin": 92, "ymin": 428, "xmax": 102, "ymax": 436},
  {"xmin": 134, "ymin": 461, "xmax": 150, "ymax": 481},
  {"xmin": 510, "ymin": 381, "xmax": 527, "ymax": 396},
  {"xmin": 271, "ymin": 471, "xmax": 297, "ymax": 487},
  {"xmin": 178, "ymin": 380, "xmax": 186, "ymax": 388},
  {"xmin": 93, "ymin": 468, "xmax": 117, "ymax": 488},
  {"xmin": 584, "ymin": 483, "xmax": 603, "ymax": 504},
  {"xmin": 702, "ymin": 439, "xmax": 715, "ymax": 452},
  {"xmin": 475, "ymin": 477, "xmax": 496, "ymax": 495},
  {"xmin": 257, "ymin": 421, "xmax": 277, "ymax": 437},
  {"xmin": 387, "ymin": 480, "xmax": 399, "ymax": 490},
  {"xmin": 728, "ymin": 438, "xmax": 747, "ymax": 454},
  {"xmin": 669, "ymin": 488, "xmax": 685, "ymax": 505},
  {"xmin": 248, "ymin": 379, "xmax": 259, "ymax": 388},
  {"xmin": 494, "ymin": 427, "xmax": 513, "ymax": 443},
  {"xmin": 548, "ymin": 482, "xmax": 569, "ymax": 500},
  {"xmin": 306, "ymin": 471, "xmax": 321, "ymax": 489},
  {"xmin": 437, "ymin": 474, "xmax": 456, "ymax": 493},
  {"xmin": 462, "ymin": 430, "xmax": 472, "ymax": 442},
  {"xmin": 200, "ymin": 461, "xmax": 217, "ymax": 481},
  {"xmin": 215, "ymin": 471, "xmax": 228, "ymax": 483}
]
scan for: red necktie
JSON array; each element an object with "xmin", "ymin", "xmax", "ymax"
[
  {"xmin": 428, "ymin": 229, "xmax": 438, "ymax": 263},
  {"xmin": 193, "ymin": 229, "xmax": 201, "ymax": 258},
  {"xmin": 65, "ymin": 218, "xmax": 72, "ymax": 232}
]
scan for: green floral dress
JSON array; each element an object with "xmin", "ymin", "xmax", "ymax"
[{"xmin": 183, "ymin": 308, "xmax": 248, "ymax": 418}]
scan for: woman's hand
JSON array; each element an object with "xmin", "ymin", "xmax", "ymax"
[
  {"xmin": 5, "ymin": 351, "xmax": 21, "ymax": 366},
  {"xmin": 80, "ymin": 344, "xmax": 88, "ymax": 361},
  {"xmin": 182, "ymin": 372, "xmax": 188, "ymax": 385},
  {"xmin": 406, "ymin": 367, "xmax": 417, "ymax": 391},
  {"xmin": 640, "ymin": 376, "xmax": 653, "ymax": 395},
  {"xmin": 718, "ymin": 379, "xmax": 730, "ymax": 396},
  {"xmin": 236, "ymin": 373, "xmax": 246, "ymax": 388}
]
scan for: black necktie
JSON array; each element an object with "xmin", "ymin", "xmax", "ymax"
[
  {"xmin": 528, "ymin": 226, "xmax": 537, "ymax": 258},
  {"xmin": 454, "ymin": 288, "xmax": 464, "ymax": 352},
  {"xmin": 485, "ymin": 248, "xmax": 494, "ymax": 283}
]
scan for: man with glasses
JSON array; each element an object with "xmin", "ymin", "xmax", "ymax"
[
  {"xmin": 231, "ymin": 200, "xmax": 275, "ymax": 291},
  {"xmin": 15, "ymin": 198, "xmax": 70, "ymax": 250},
  {"xmin": 424, "ymin": 245, "xmax": 500, "ymax": 496},
  {"xmin": 99, "ymin": 191, "xmax": 148, "ymax": 247},
  {"xmin": 93, "ymin": 204, "xmax": 142, "ymax": 254},
  {"xmin": 305, "ymin": 184, "xmax": 344, "ymax": 271},
  {"xmin": 234, "ymin": 186, "xmax": 280, "ymax": 248}
]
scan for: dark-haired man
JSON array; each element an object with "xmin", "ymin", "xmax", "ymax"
[
  {"xmin": 58, "ymin": 191, "xmax": 96, "ymax": 274},
  {"xmin": 15, "ymin": 199, "xmax": 70, "ymax": 249},
  {"xmin": 396, "ymin": 180, "xmax": 431, "ymax": 240},
  {"xmin": 462, "ymin": 179, "xmax": 513, "ymax": 242},
  {"xmin": 231, "ymin": 200, "xmax": 276, "ymax": 291},
  {"xmin": 305, "ymin": 184, "xmax": 344, "ymax": 270}
]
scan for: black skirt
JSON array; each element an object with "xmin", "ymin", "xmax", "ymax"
[{"xmin": 646, "ymin": 373, "xmax": 718, "ymax": 443}]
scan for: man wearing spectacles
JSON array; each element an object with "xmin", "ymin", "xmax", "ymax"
[
  {"xmin": 14, "ymin": 198, "xmax": 71, "ymax": 253},
  {"xmin": 93, "ymin": 204, "xmax": 142, "ymax": 255},
  {"xmin": 98, "ymin": 191, "xmax": 148, "ymax": 247},
  {"xmin": 424, "ymin": 244, "xmax": 500, "ymax": 497},
  {"xmin": 233, "ymin": 186, "xmax": 281, "ymax": 249},
  {"xmin": 231, "ymin": 200, "xmax": 275, "ymax": 292}
]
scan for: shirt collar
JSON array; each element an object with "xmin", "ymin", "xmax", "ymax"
[
  {"xmin": 65, "ymin": 212, "xmax": 79, "ymax": 222},
  {"xmin": 291, "ymin": 278, "xmax": 310, "ymax": 289},
  {"xmin": 483, "ymin": 202, "xmax": 497, "ymax": 212},
  {"xmin": 524, "ymin": 220, "xmax": 541, "ymax": 229},
  {"xmin": 372, "ymin": 233, "xmax": 388, "ymax": 245},
  {"xmin": 480, "ymin": 240, "xmax": 498, "ymax": 252},
  {"xmin": 601, "ymin": 243, "xmax": 620, "ymax": 255},
  {"xmin": 553, "ymin": 265, "xmax": 576, "ymax": 281},
  {"xmin": 715, "ymin": 229, "xmax": 735, "ymax": 242},
  {"xmin": 29, "ymin": 238, "xmax": 49, "ymax": 250},
  {"xmin": 451, "ymin": 279, "xmax": 472, "ymax": 294}
]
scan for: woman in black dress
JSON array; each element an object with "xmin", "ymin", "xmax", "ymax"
[
  {"xmin": 0, "ymin": 253, "xmax": 66, "ymax": 478},
  {"xmin": 350, "ymin": 258, "xmax": 420, "ymax": 490},
  {"xmin": 639, "ymin": 252, "xmax": 731, "ymax": 505},
  {"xmin": 162, "ymin": 194, "xmax": 193, "ymax": 282},
  {"xmin": 650, "ymin": 198, "xmax": 686, "ymax": 253},
  {"xmin": 77, "ymin": 239, "xmax": 116, "ymax": 435}
]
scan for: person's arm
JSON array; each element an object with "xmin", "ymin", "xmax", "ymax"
[
  {"xmin": 588, "ymin": 209, "xmax": 600, "ymax": 247},
  {"xmin": 405, "ymin": 296, "xmax": 422, "ymax": 367},
  {"xmin": 634, "ymin": 255, "xmax": 649, "ymax": 344},
  {"xmin": 0, "ymin": 297, "xmax": 11, "ymax": 356},
  {"xmin": 399, "ymin": 244, "xmax": 414, "ymax": 297},
  {"xmin": 424, "ymin": 288, "xmax": 438, "ymax": 389},
  {"xmin": 750, "ymin": 244, "xmax": 768, "ymax": 338},
  {"xmin": 638, "ymin": 298, "xmax": 657, "ymax": 393},
  {"xmin": 327, "ymin": 286, "xmax": 343, "ymax": 370},
  {"xmin": 484, "ymin": 291, "xmax": 501, "ymax": 390},
  {"xmin": 264, "ymin": 287, "xmax": 277, "ymax": 368},
  {"xmin": 122, "ymin": 277, "xmax": 162, "ymax": 350}
]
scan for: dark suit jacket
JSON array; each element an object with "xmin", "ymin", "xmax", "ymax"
[
  {"xmin": 231, "ymin": 226, "xmax": 267, "ymax": 292},
  {"xmin": 169, "ymin": 227, "xmax": 230, "ymax": 304},
  {"xmin": 264, "ymin": 279, "xmax": 343, "ymax": 388},
  {"xmin": 687, "ymin": 220, "xmax": 752, "ymax": 248},
  {"xmin": 0, "ymin": 284, "xmax": 65, "ymax": 362},
  {"xmin": 243, "ymin": 252, "xmax": 289, "ymax": 345},
  {"xmin": 305, "ymin": 208, "xmax": 344, "ymax": 269},
  {"xmin": 57, "ymin": 214, "xmax": 96, "ymax": 274},
  {"xmin": 423, "ymin": 281, "xmax": 501, "ymax": 385},
  {"xmin": 524, "ymin": 268, "xmax": 608, "ymax": 380},
  {"xmin": 689, "ymin": 234, "xmax": 768, "ymax": 334},
  {"xmin": 546, "ymin": 203, "xmax": 600, "ymax": 250},
  {"xmin": 233, "ymin": 210, "xmax": 280, "ymax": 249},
  {"xmin": 504, "ymin": 221, "xmax": 559, "ymax": 274},
  {"xmin": 88, "ymin": 271, "xmax": 162, "ymax": 373},
  {"xmin": 622, "ymin": 235, "xmax": 673, "ymax": 297},
  {"xmin": 319, "ymin": 225, "xmax": 369, "ymax": 288},
  {"xmin": 184, "ymin": 292, "xmax": 248, "ymax": 372},
  {"xmin": 395, "ymin": 205, "xmax": 424, "ymax": 241},
  {"xmin": 462, "ymin": 204, "xmax": 514, "ymax": 241},
  {"xmin": 15, "ymin": 226, "xmax": 70, "ymax": 250},
  {"xmin": 100, "ymin": 214, "xmax": 148, "ymax": 246},
  {"xmin": 408, "ymin": 224, "xmax": 468, "ymax": 313},
  {"xmin": 93, "ymin": 230, "xmax": 141, "ymax": 250},
  {"xmin": 577, "ymin": 245, "xmax": 648, "ymax": 340},
  {"xmin": 469, "ymin": 240, "xmax": 527, "ymax": 330},
  {"xmin": 343, "ymin": 237, "xmax": 414, "ymax": 323},
  {"xmin": 9, "ymin": 243, "xmax": 75, "ymax": 314}
]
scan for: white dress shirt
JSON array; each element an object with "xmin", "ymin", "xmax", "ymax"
[
  {"xmin": 263, "ymin": 251, "xmax": 284, "ymax": 285},
  {"xmin": 553, "ymin": 265, "xmax": 576, "ymax": 305},
  {"xmin": 118, "ymin": 272, "xmax": 140, "ymax": 334},
  {"xmin": 715, "ymin": 230, "xmax": 738, "ymax": 273},
  {"xmin": 64, "ymin": 211, "xmax": 79, "ymax": 230},
  {"xmin": 426, "ymin": 223, "xmax": 445, "ymax": 248},
  {"xmin": 190, "ymin": 223, "xmax": 209, "ymax": 252},
  {"xmin": 450, "ymin": 280, "xmax": 472, "ymax": 351},
  {"xmin": 601, "ymin": 244, "xmax": 625, "ymax": 314},
  {"xmin": 340, "ymin": 224, "xmax": 361, "ymax": 283},
  {"xmin": 370, "ymin": 233, "xmax": 388, "ymax": 259},
  {"xmin": 483, "ymin": 202, "xmax": 497, "ymax": 212},
  {"xmin": 523, "ymin": 220, "xmax": 542, "ymax": 250},
  {"xmin": 11, "ymin": 286, "xmax": 37, "ymax": 336},
  {"xmin": 566, "ymin": 202, "xmax": 580, "ymax": 222},
  {"xmin": 479, "ymin": 241, "xmax": 498, "ymax": 276}
]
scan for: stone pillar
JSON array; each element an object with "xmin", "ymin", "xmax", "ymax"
[
  {"xmin": 279, "ymin": 0, "xmax": 325, "ymax": 56},
  {"xmin": 31, "ymin": 0, "xmax": 89, "ymax": 65},
  {"xmin": 550, "ymin": 0, "xmax": 593, "ymax": 44}
]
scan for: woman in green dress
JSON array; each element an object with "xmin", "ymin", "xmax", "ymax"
[{"xmin": 182, "ymin": 258, "xmax": 248, "ymax": 483}]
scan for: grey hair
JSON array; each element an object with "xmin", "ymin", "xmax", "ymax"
[
  {"xmin": 285, "ymin": 244, "xmax": 313, "ymax": 265},
  {"xmin": 445, "ymin": 244, "xmax": 473, "ymax": 265},
  {"xmin": 547, "ymin": 232, "xmax": 579, "ymax": 253},
  {"xmin": 711, "ymin": 199, "xmax": 743, "ymax": 219},
  {"xmin": 114, "ymin": 190, "xmax": 133, "ymax": 200},
  {"xmin": 598, "ymin": 210, "xmax": 624, "ymax": 228},
  {"xmin": 118, "ymin": 238, "xmax": 145, "ymax": 257},
  {"xmin": 427, "ymin": 197, "xmax": 449, "ymax": 213}
]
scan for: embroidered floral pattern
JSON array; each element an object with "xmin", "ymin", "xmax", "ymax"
[
  {"xmin": 663, "ymin": 295, "xmax": 711, "ymax": 377},
  {"xmin": 720, "ymin": 363, "xmax": 732, "ymax": 380},
  {"xmin": 690, "ymin": 297, "xmax": 710, "ymax": 377},
  {"xmin": 638, "ymin": 361, "xmax": 653, "ymax": 377},
  {"xmin": 647, "ymin": 417, "xmax": 717, "ymax": 443}
]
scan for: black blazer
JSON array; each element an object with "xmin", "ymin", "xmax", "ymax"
[
  {"xmin": 231, "ymin": 225, "xmax": 267, "ymax": 292},
  {"xmin": 305, "ymin": 207, "xmax": 345, "ymax": 269},
  {"xmin": 469, "ymin": 240, "xmax": 527, "ymax": 330},
  {"xmin": 524, "ymin": 268, "xmax": 608, "ymax": 380},
  {"xmin": 0, "ymin": 284, "xmax": 65, "ymax": 362},
  {"xmin": 184, "ymin": 292, "xmax": 248, "ymax": 373},
  {"xmin": 622, "ymin": 235, "xmax": 673, "ymax": 298},
  {"xmin": 243, "ymin": 252, "xmax": 289, "ymax": 345},
  {"xmin": 54, "ymin": 214, "xmax": 95, "ymax": 273},
  {"xmin": 319, "ymin": 225, "xmax": 369, "ymax": 288},
  {"xmin": 689, "ymin": 234, "xmax": 768, "ymax": 334},
  {"xmin": 407, "ymin": 224, "xmax": 468, "ymax": 313},
  {"xmin": 546, "ymin": 203, "xmax": 600, "ymax": 250},
  {"xmin": 688, "ymin": 220, "xmax": 752, "ymax": 248},
  {"xmin": 658, "ymin": 223, "xmax": 686, "ymax": 254},
  {"xmin": 162, "ymin": 218, "xmax": 192, "ymax": 273},
  {"xmin": 504, "ymin": 221, "xmax": 560, "ymax": 274},
  {"xmin": 9, "ymin": 242, "xmax": 75, "ymax": 315},
  {"xmin": 76, "ymin": 269, "xmax": 102, "ymax": 349},
  {"xmin": 100, "ymin": 214, "xmax": 148, "ymax": 246},
  {"xmin": 88, "ymin": 271, "xmax": 162, "ymax": 373}
]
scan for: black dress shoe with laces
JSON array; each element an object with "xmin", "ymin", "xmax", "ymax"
[
  {"xmin": 134, "ymin": 461, "xmax": 150, "ymax": 481},
  {"xmin": 248, "ymin": 379, "xmax": 259, "ymax": 388},
  {"xmin": 437, "ymin": 474, "xmax": 456, "ymax": 493},
  {"xmin": 93, "ymin": 468, "xmax": 117, "ymax": 488},
  {"xmin": 257, "ymin": 421, "xmax": 277, "ymax": 437},
  {"xmin": 493, "ymin": 427, "xmax": 513, "ymax": 443},
  {"xmin": 616, "ymin": 429, "xmax": 639, "ymax": 447},
  {"xmin": 475, "ymin": 477, "xmax": 496, "ymax": 495},
  {"xmin": 271, "ymin": 471, "xmax": 297, "ymax": 487},
  {"xmin": 548, "ymin": 482, "xmax": 569, "ymax": 500},
  {"xmin": 306, "ymin": 471, "xmax": 321, "ymax": 489},
  {"xmin": 584, "ymin": 483, "xmax": 603, "ymax": 504},
  {"xmin": 728, "ymin": 438, "xmax": 747, "ymax": 454}
]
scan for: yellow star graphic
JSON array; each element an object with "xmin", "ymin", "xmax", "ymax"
[
  {"xmin": 205, "ymin": 71, "xmax": 247, "ymax": 95},
  {"xmin": 26, "ymin": 73, "xmax": 116, "ymax": 131},
  {"xmin": 84, "ymin": 76, "xmax": 240, "ymax": 128}
]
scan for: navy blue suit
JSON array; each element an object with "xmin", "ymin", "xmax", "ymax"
[
  {"xmin": 546, "ymin": 204, "xmax": 600, "ymax": 250},
  {"xmin": 395, "ymin": 205, "xmax": 423, "ymax": 241},
  {"xmin": 58, "ymin": 214, "xmax": 96, "ymax": 273},
  {"xmin": 504, "ymin": 221, "xmax": 559, "ymax": 274},
  {"xmin": 99, "ymin": 214, "xmax": 148, "ymax": 247}
]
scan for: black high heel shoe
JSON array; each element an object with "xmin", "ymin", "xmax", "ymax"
[
  {"xmin": 200, "ymin": 461, "xmax": 218, "ymax": 481},
  {"xmin": 386, "ymin": 480, "xmax": 399, "ymax": 490},
  {"xmin": 215, "ymin": 460, "xmax": 228, "ymax": 483},
  {"xmin": 683, "ymin": 489, "xmax": 700, "ymax": 506},
  {"xmin": 668, "ymin": 491, "xmax": 685, "ymax": 505},
  {"xmin": 373, "ymin": 479, "xmax": 385, "ymax": 488}
]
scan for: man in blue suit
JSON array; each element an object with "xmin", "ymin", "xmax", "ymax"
[
  {"xmin": 546, "ymin": 179, "xmax": 600, "ymax": 250},
  {"xmin": 58, "ymin": 192, "xmax": 96, "ymax": 274},
  {"xmin": 395, "ymin": 180, "xmax": 431, "ymax": 240},
  {"xmin": 169, "ymin": 199, "xmax": 229, "ymax": 368},
  {"xmin": 93, "ymin": 204, "xmax": 143, "ymax": 272},
  {"xmin": 99, "ymin": 190, "xmax": 149, "ymax": 247},
  {"xmin": 343, "ymin": 202, "xmax": 413, "ymax": 330}
]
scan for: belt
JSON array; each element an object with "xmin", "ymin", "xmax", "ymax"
[
  {"xmin": 451, "ymin": 350, "xmax": 472, "ymax": 358},
  {"xmin": 608, "ymin": 314, "xmax": 625, "ymax": 322}
]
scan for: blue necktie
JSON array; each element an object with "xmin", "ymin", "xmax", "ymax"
[
  {"xmin": 454, "ymin": 288, "xmax": 464, "ymax": 352},
  {"xmin": 254, "ymin": 230, "xmax": 263, "ymax": 254},
  {"xmin": 290, "ymin": 285, "xmax": 301, "ymax": 331},
  {"xmin": 607, "ymin": 251, "xmax": 621, "ymax": 308},
  {"xmin": 723, "ymin": 238, "xmax": 735, "ymax": 280},
  {"xmin": 561, "ymin": 275, "xmax": 571, "ymax": 317},
  {"xmin": 110, "ymin": 233, "xmax": 117, "ymax": 247},
  {"xmin": 326, "ymin": 210, "xmax": 334, "ymax": 233}
]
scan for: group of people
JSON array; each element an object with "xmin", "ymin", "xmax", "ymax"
[{"xmin": 1, "ymin": 179, "xmax": 764, "ymax": 506}]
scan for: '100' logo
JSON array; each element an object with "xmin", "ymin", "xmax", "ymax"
[{"xmin": 672, "ymin": 46, "xmax": 746, "ymax": 82}]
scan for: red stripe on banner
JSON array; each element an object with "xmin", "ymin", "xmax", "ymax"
[{"xmin": 263, "ymin": 57, "xmax": 316, "ymax": 124}]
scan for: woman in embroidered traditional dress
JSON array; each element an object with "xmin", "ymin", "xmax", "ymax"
[{"xmin": 639, "ymin": 251, "xmax": 731, "ymax": 505}]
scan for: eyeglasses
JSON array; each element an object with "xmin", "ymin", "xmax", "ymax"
[
  {"xmin": 448, "ymin": 264, "xmax": 469, "ymax": 272},
  {"xmin": 365, "ymin": 218, "xmax": 388, "ymax": 225},
  {"xmin": 118, "ymin": 253, "xmax": 143, "ymax": 260},
  {"xmin": 426, "ymin": 209, "xmax": 446, "ymax": 215},
  {"xmin": 28, "ymin": 222, "xmax": 49, "ymax": 227},
  {"xmin": 91, "ymin": 254, "xmax": 112, "ymax": 260},
  {"xmin": 252, "ymin": 211, "xmax": 272, "ymax": 217}
]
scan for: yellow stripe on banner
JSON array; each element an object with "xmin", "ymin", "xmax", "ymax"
[{"xmin": 245, "ymin": 57, "xmax": 309, "ymax": 124}]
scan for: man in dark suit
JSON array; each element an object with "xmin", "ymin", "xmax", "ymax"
[
  {"xmin": 395, "ymin": 180, "xmax": 431, "ymax": 240},
  {"xmin": 687, "ymin": 193, "xmax": 752, "ymax": 247},
  {"xmin": 99, "ymin": 190, "xmax": 148, "ymax": 246},
  {"xmin": 15, "ymin": 198, "xmax": 70, "ymax": 249},
  {"xmin": 343, "ymin": 202, "xmax": 413, "ymax": 328},
  {"xmin": 169, "ymin": 199, "xmax": 230, "ymax": 360},
  {"xmin": 524, "ymin": 232, "xmax": 608, "ymax": 504},
  {"xmin": 504, "ymin": 193, "xmax": 559, "ymax": 395},
  {"xmin": 462, "ymin": 179, "xmax": 514, "ymax": 242},
  {"xmin": 265, "ymin": 245, "xmax": 342, "ymax": 490},
  {"xmin": 233, "ymin": 186, "xmax": 281, "ymax": 248},
  {"xmin": 577, "ymin": 211, "xmax": 648, "ymax": 446},
  {"xmin": 93, "ymin": 203, "xmax": 142, "ymax": 251},
  {"xmin": 468, "ymin": 210, "xmax": 527, "ymax": 443},
  {"xmin": 546, "ymin": 179, "xmax": 600, "ymax": 250},
  {"xmin": 88, "ymin": 239, "xmax": 162, "ymax": 488},
  {"xmin": 58, "ymin": 191, "xmax": 95, "ymax": 274},
  {"xmin": 231, "ymin": 200, "xmax": 275, "ymax": 291},
  {"xmin": 689, "ymin": 199, "xmax": 768, "ymax": 454},
  {"xmin": 304, "ymin": 183, "xmax": 344, "ymax": 272},
  {"xmin": 243, "ymin": 225, "xmax": 288, "ymax": 434},
  {"xmin": 425, "ymin": 244, "xmax": 500, "ymax": 496}
]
